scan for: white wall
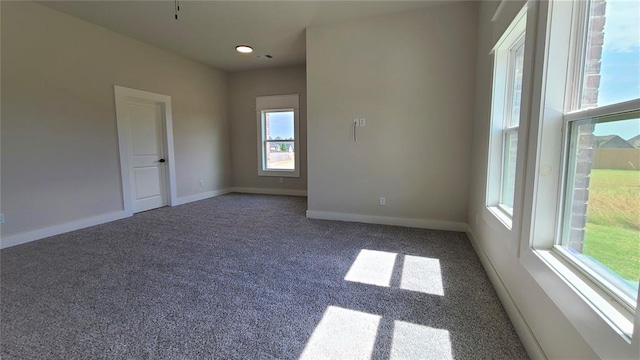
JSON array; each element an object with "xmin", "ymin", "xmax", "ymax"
[
  {"xmin": 1, "ymin": 1, "xmax": 230, "ymax": 238},
  {"xmin": 467, "ymin": 1, "xmax": 618, "ymax": 359},
  {"xmin": 229, "ymin": 65, "xmax": 307, "ymax": 193},
  {"xmin": 306, "ymin": 2, "xmax": 477, "ymax": 228}
]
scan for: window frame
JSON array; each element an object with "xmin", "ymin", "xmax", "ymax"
[
  {"xmin": 486, "ymin": 7, "xmax": 528, "ymax": 227},
  {"xmin": 556, "ymin": 103, "xmax": 640, "ymax": 311},
  {"xmin": 519, "ymin": 0, "xmax": 639, "ymax": 355},
  {"xmin": 255, "ymin": 94, "xmax": 300, "ymax": 178}
]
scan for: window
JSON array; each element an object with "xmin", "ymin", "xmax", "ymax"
[
  {"xmin": 560, "ymin": 112, "xmax": 639, "ymax": 307},
  {"xmin": 527, "ymin": 0, "xmax": 639, "ymax": 342},
  {"xmin": 556, "ymin": 0, "xmax": 640, "ymax": 311},
  {"xmin": 256, "ymin": 95, "xmax": 300, "ymax": 177},
  {"xmin": 487, "ymin": 9, "xmax": 527, "ymax": 222}
]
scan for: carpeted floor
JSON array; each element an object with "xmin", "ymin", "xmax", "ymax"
[{"xmin": 1, "ymin": 194, "xmax": 528, "ymax": 359}]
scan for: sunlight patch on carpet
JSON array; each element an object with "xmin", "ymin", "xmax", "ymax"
[
  {"xmin": 400, "ymin": 256, "xmax": 444, "ymax": 296},
  {"xmin": 390, "ymin": 321, "xmax": 452, "ymax": 360},
  {"xmin": 344, "ymin": 249, "xmax": 397, "ymax": 287},
  {"xmin": 299, "ymin": 306, "xmax": 381, "ymax": 360}
]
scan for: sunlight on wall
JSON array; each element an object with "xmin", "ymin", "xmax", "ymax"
[
  {"xmin": 390, "ymin": 321, "xmax": 453, "ymax": 359},
  {"xmin": 299, "ymin": 306, "xmax": 381, "ymax": 360},
  {"xmin": 400, "ymin": 256, "xmax": 444, "ymax": 296},
  {"xmin": 344, "ymin": 249, "xmax": 397, "ymax": 287}
]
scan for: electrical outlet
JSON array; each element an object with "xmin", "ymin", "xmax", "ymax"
[
  {"xmin": 359, "ymin": 118, "xmax": 366, "ymax": 127},
  {"xmin": 353, "ymin": 118, "xmax": 360, "ymax": 127},
  {"xmin": 379, "ymin": 197, "xmax": 386, "ymax": 206},
  {"xmin": 0, "ymin": 214, "xmax": 5, "ymax": 224},
  {"xmin": 199, "ymin": 180, "xmax": 204, "ymax": 187}
]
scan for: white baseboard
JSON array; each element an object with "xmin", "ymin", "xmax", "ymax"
[
  {"xmin": 0, "ymin": 211, "xmax": 128, "ymax": 249},
  {"xmin": 174, "ymin": 188, "xmax": 232, "ymax": 205},
  {"xmin": 231, "ymin": 187, "xmax": 307, "ymax": 197},
  {"xmin": 465, "ymin": 227, "xmax": 547, "ymax": 360},
  {"xmin": 0, "ymin": 188, "xmax": 233, "ymax": 249},
  {"xmin": 306, "ymin": 210, "xmax": 467, "ymax": 232}
]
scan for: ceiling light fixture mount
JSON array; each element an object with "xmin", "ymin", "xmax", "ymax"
[{"xmin": 236, "ymin": 45, "xmax": 254, "ymax": 54}]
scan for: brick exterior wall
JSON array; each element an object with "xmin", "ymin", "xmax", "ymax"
[
  {"xmin": 581, "ymin": 0, "xmax": 606, "ymax": 109},
  {"xmin": 568, "ymin": 123, "xmax": 596, "ymax": 252},
  {"xmin": 568, "ymin": 0, "xmax": 606, "ymax": 252}
]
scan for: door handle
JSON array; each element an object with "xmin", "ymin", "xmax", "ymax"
[{"xmin": 158, "ymin": 159, "xmax": 166, "ymax": 163}]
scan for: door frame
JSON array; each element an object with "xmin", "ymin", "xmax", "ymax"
[{"xmin": 114, "ymin": 85, "xmax": 177, "ymax": 216}]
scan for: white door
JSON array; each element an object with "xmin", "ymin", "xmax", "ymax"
[{"xmin": 124, "ymin": 99, "xmax": 168, "ymax": 213}]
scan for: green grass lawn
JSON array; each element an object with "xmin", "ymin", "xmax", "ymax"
[{"xmin": 582, "ymin": 169, "xmax": 640, "ymax": 283}]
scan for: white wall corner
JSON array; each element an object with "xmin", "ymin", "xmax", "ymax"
[
  {"xmin": 231, "ymin": 187, "xmax": 307, "ymax": 197},
  {"xmin": 306, "ymin": 210, "xmax": 467, "ymax": 232},
  {"xmin": 0, "ymin": 211, "xmax": 129, "ymax": 249},
  {"xmin": 465, "ymin": 226, "xmax": 548, "ymax": 360},
  {"xmin": 174, "ymin": 188, "xmax": 233, "ymax": 206}
]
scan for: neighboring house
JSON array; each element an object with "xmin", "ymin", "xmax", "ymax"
[
  {"xmin": 593, "ymin": 135, "xmax": 635, "ymax": 148},
  {"xmin": 627, "ymin": 134, "xmax": 640, "ymax": 148}
]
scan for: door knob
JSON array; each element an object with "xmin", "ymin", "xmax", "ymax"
[{"xmin": 158, "ymin": 159, "xmax": 166, "ymax": 163}]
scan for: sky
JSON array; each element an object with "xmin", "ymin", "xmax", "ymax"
[
  {"xmin": 267, "ymin": 111, "xmax": 294, "ymax": 140},
  {"xmin": 592, "ymin": 0, "xmax": 640, "ymax": 139}
]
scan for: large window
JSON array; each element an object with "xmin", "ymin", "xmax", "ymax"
[
  {"xmin": 528, "ymin": 0, "xmax": 639, "ymax": 342},
  {"xmin": 561, "ymin": 112, "xmax": 639, "ymax": 307},
  {"xmin": 256, "ymin": 95, "xmax": 300, "ymax": 177},
  {"xmin": 557, "ymin": 0, "xmax": 640, "ymax": 311},
  {"xmin": 487, "ymin": 9, "xmax": 527, "ymax": 222}
]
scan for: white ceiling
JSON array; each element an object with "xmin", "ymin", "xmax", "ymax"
[{"xmin": 40, "ymin": 0, "xmax": 452, "ymax": 72}]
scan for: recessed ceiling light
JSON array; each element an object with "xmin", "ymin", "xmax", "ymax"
[{"xmin": 236, "ymin": 45, "xmax": 253, "ymax": 54}]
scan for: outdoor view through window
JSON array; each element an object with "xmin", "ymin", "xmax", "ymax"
[
  {"xmin": 561, "ymin": 0, "xmax": 639, "ymax": 303},
  {"xmin": 263, "ymin": 110, "xmax": 295, "ymax": 170}
]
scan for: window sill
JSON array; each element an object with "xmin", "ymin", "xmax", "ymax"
[
  {"xmin": 258, "ymin": 170, "xmax": 300, "ymax": 178},
  {"xmin": 487, "ymin": 206, "xmax": 513, "ymax": 230},
  {"xmin": 534, "ymin": 248, "xmax": 634, "ymax": 340}
]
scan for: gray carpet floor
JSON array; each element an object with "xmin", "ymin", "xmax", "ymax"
[{"xmin": 1, "ymin": 194, "xmax": 528, "ymax": 359}]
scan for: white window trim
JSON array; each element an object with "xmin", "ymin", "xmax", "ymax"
[
  {"xmin": 256, "ymin": 94, "xmax": 300, "ymax": 178},
  {"xmin": 485, "ymin": 5, "xmax": 528, "ymax": 242},
  {"xmin": 519, "ymin": 1, "xmax": 639, "ymax": 358},
  {"xmin": 558, "ymin": 103, "xmax": 640, "ymax": 311}
]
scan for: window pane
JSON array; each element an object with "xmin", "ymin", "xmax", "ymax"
[
  {"xmin": 500, "ymin": 131, "xmax": 518, "ymax": 212},
  {"xmin": 508, "ymin": 41, "xmax": 525, "ymax": 127},
  {"xmin": 263, "ymin": 110, "xmax": 295, "ymax": 171},
  {"xmin": 562, "ymin": 116, "xmax": 640, "ymax": 302},
  {"xmin": 265, "ymin": 140, "xmax": 295, "ymax": 170},
  {"xmin": 580, "ymin": 0, "xmax": 640, "ymax": 109}
]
